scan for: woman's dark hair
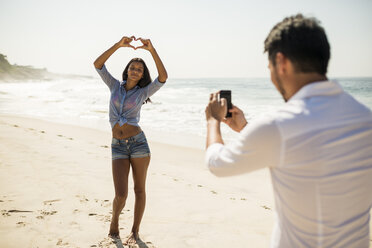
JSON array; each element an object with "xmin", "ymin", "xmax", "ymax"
[
  {"xmin": 122, "ymin": 58, "xmax": 152, "ymax": 103},
  {"xmin": 264, "ymin": 14, "xmax": 330, "ymax": 75}
]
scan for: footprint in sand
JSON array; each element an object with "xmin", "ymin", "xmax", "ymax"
[
  {"xmin": 75, "ymin": 195, "xmax": 89, "ymax": 203},
  {"xmin": 13, "ymin": 124, "xmax": 19, "ymax": 128},
  {"xmin": 38, "ymin": 209, "xmax": 57, "ymax": 216},
  {"xmin": 95, "ymin": 214, "xmax": 111, "ymax": 222},
  {"xmin": 40, "ymin": 130, "xmax": 45, "ymax": 134},
  {"xmin": 104, "ymin": 215, "xmax": 111, "ymax": 223},
  {"xmin": 210, "ymin": 190, "xmax": 217, "ymax": 194},
  {"xmin": 1, "ymin": 210, "xmax": 10, "ymax": 217},
  {"xmin": 56, "ymin": 238, "xmax": 69, "ymax": 246},
  {"xmin": 93, "ymin": 199, "xmax": 111, "ymax": 207},
  {"xmin": 43, "ymin": 199, "xmax": 61, "ymax": 206},
  {"xmin": 16, "ymin": 221, "xmax": 26, "ymax": 227},
  {"xmin": 108, "ymin": 209, "xmax": 129, "ymax": 216},
  {"xmin": 56, "ymin": 134, "xmax": 73, "ymax": 140},
  {"xmin": 101, "ymin": 200, "xmax": 111, "ymax": 208},
  {"xmin": 100, "ymin": 145, "xmax": 109, "ymax": 149},
  {"xmin": 261, "ymin": 205, "xmax": 271, "ymax": 210}
]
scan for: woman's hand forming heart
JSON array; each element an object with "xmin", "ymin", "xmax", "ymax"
[
  {"xmin": 135, "ymin": 38, "xmax": 154, "ymax": 51},
  {"xmin": 117, "ymin": 36, "xmax": 154, "ymax": 52},
  {"xmin": 117, "ymin": 36, "xmax": 136, "ymax": 49}
]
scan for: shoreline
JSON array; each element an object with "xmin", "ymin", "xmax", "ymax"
[{"xmin": 0, "ymin": 113, "xmax": 275, "ymax": 247}]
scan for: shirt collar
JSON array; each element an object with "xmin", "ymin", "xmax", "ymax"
[
  {"xmin": 289, "ymin": 80, "xmax": 344, "ymax": 101},
  {"xmin": 120, "ymin": 80, "xmax": 140, "ymax": 90}
]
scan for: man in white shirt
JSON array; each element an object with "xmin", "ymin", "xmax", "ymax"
[{"xmin": 205, "ymin": 14, "xmax": 372, "ymax": 248}]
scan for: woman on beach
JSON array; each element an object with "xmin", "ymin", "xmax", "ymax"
[{"xmin": 93, "ymin": 36, "xmax": 168, "ymax": 245}]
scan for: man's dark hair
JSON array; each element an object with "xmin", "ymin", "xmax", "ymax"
[{"xmin": 264, "ymin": 14, "xmax": 330, "ymax": 75}]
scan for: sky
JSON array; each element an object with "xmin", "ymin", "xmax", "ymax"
[{"xmin": 0, "ymin": 0, "xmax": 371, "ymax": 79}]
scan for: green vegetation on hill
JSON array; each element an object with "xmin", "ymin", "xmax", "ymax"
[
  {"xmin": 0, "ymin": 54, "xmax": 92, "ymax": 82},
  {"xmin": 0, "ymin": 54, "xmax": 50, "ymax": 81}
]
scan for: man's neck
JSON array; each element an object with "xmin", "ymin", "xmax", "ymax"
[{"xmin": 285, "ymin": 73, "xmax": 328, "ymax": 100}]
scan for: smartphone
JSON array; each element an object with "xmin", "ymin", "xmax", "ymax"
[{"xmin": 219, "ymin": 90, "xmax": 232, "ymax": 118}]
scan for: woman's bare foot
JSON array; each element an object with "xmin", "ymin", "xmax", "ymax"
[
  {"xmin": 123, "ymin": 232, "xmax": 139, "ymax": 245},
  {"xmin": 108, "ymin": 219, "xmax": 120, "ymax": 239}
]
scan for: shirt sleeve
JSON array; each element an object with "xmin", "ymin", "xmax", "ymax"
[
  {"xmin": 143, "ymin": 77, "xmax": 165, "ymax": 98},
  {"xmin": 95, "ymin": 64, "xmax": 120, "ymax": 91},
  {"xmin": 205, "ymin": 117, "xmax": 282, "ymax": 177}
]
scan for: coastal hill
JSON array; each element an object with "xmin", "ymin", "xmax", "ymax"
[{"xmin": 0, "ymin": 53, "xmax": 92, "ymax": 82}]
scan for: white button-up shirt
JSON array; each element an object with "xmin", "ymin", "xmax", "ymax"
[{"xmin": 206, "ymin": 81, "xmax": 372, "ymax": 248}]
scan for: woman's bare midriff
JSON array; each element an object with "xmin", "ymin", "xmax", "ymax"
[{"xmin": 112, "ymin": 123, "xmax": 142, "ymax": 139}]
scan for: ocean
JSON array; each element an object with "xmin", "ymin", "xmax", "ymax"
[{"xmin": 0, "ymin": 77, "xmax": 371, "ymax": 144}]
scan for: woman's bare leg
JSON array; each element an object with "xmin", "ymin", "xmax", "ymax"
[
  {"xmin": 109, "ymin": 158, "xmax": 130, "ymax": 238},
  {"xmin": 124, "ymin": 156, "xmax": 150, "ymax": 244}
]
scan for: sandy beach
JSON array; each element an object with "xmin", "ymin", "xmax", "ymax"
[{"xmin": 0, "ymin": 114, "xmax": 279, "ymax": 248}]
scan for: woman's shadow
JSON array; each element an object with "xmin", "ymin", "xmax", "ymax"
[{"xmin": 111, "ymin": 237, "xmax": 153, "ymax": 248}]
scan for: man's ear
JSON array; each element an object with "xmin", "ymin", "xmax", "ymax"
[{"xmin": 275, "ymin": 52, "xmax": 288, "ymax": 76}]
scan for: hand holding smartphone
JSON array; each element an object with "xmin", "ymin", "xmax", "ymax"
[{"xmin": 219, "ymin": 90, "xmax": 232, "ymax": 118}]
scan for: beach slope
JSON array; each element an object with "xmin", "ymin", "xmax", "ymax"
[{"xmin": 0, "ymin": 114, "xmax": 277, "ymax": 247}]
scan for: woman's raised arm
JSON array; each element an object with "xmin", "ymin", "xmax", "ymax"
[
  {"xmin": 93, "ymin": 36, "xmax": 135, "ymax": 69},
  {"xmin": 136, "ymin": 38, "xmax": 168, "ymax": 83}
]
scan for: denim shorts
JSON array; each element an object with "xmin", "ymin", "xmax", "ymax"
[{"xmin": 111, "ymin": 131, "xmax": 151, "ymax": 160}]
